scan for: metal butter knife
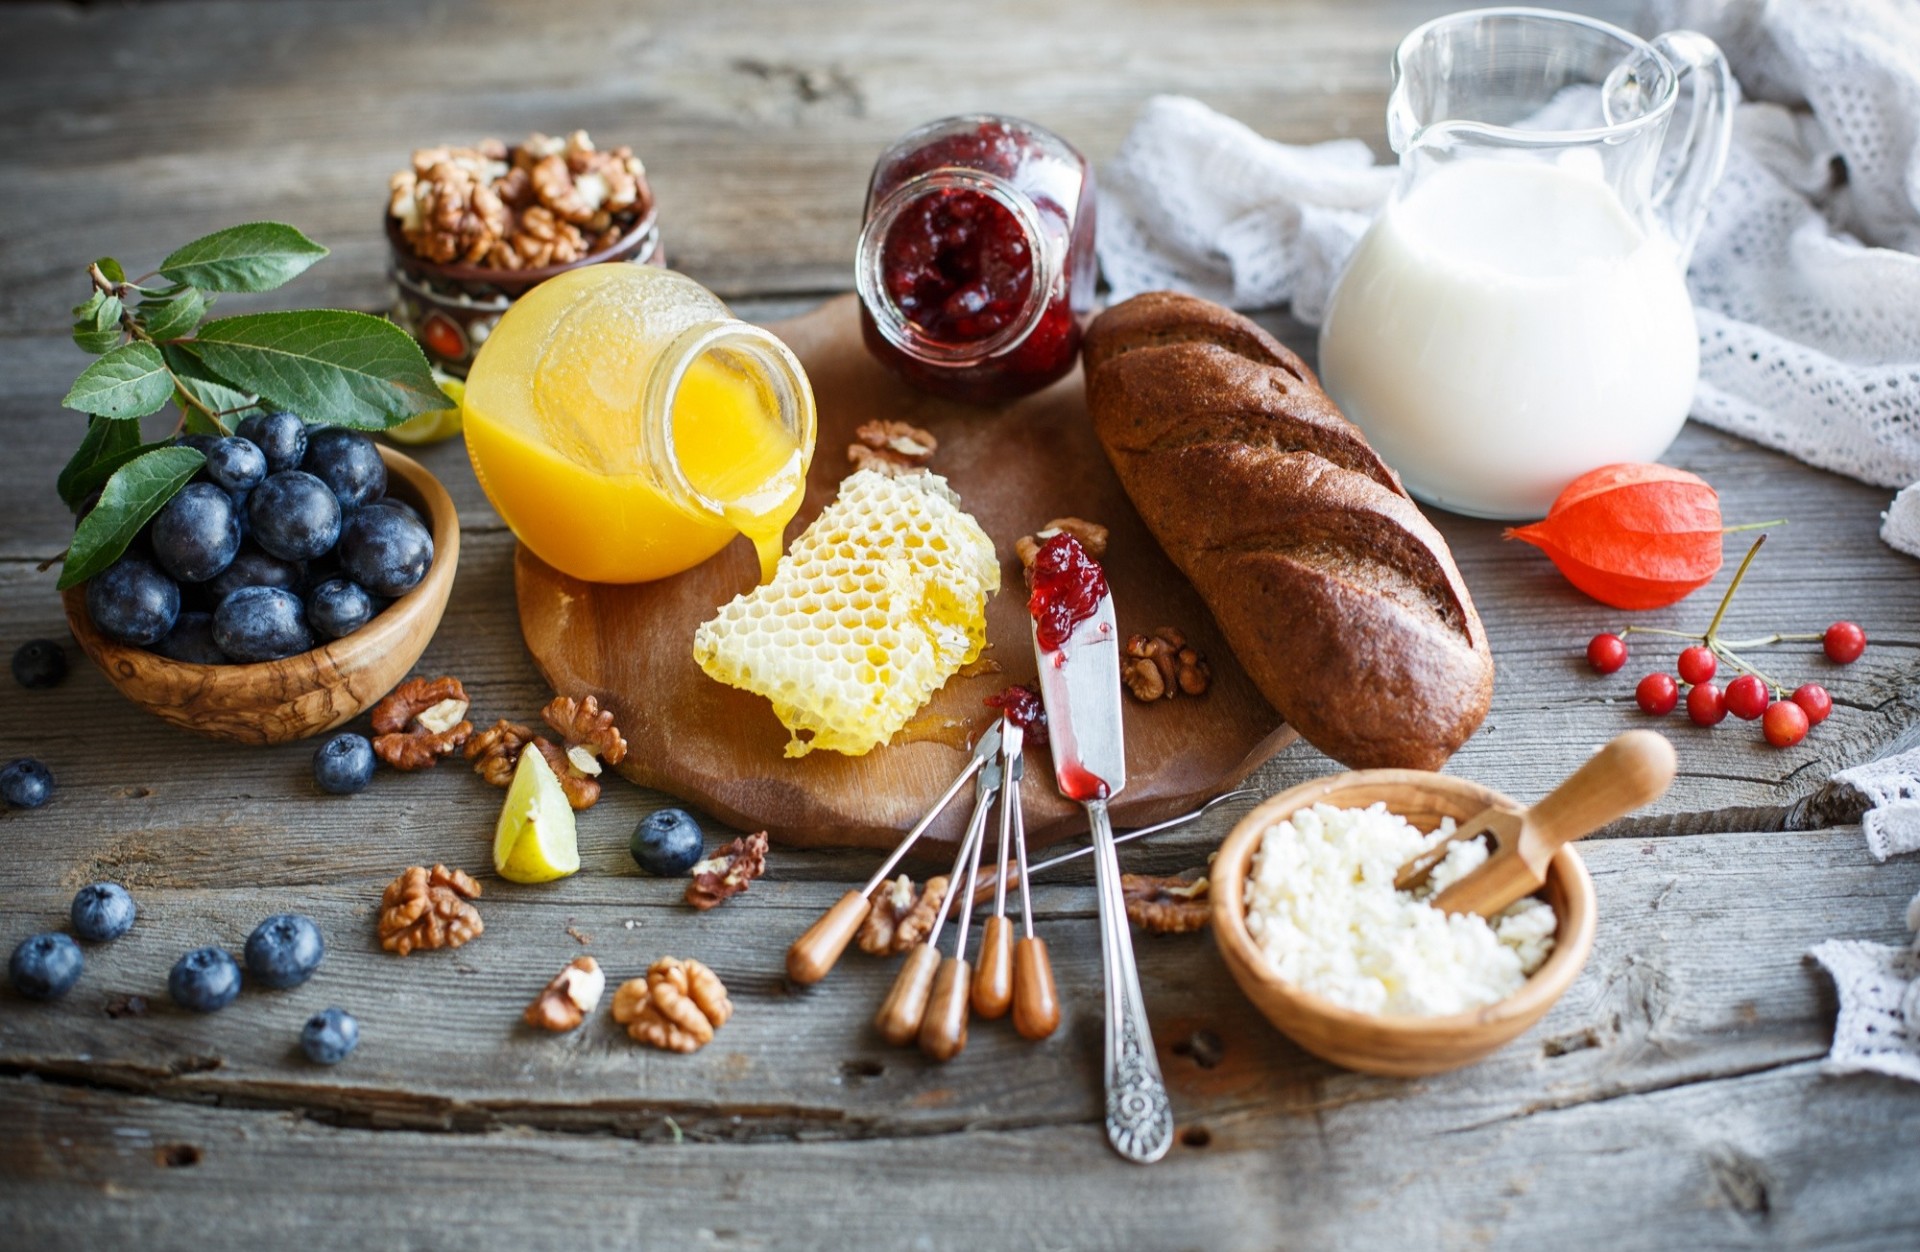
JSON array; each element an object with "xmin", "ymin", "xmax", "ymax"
[{"xmin": 1031, "ymin": 593, "xmax": 1175, "ymax": 1164}]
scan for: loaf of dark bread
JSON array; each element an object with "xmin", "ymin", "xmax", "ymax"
[{"xmin": 1083, "ymin": 291, "xmax": 1492, "ymax": 770}]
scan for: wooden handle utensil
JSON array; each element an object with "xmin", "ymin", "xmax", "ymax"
[
  {"xmin": 874, "ymin": 944, "xmax": 940, "ymax": 1045},
  {"xmin": 1408, "ymin": 730, "xmax": 1676, "ymax": 917},
  {"xmin": 1012, "ymin": 935, "xmax": 1060, "ymax": 1040}
]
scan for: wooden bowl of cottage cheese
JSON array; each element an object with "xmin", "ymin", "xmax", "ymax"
[{"xmin": 1210, "ymin": 770, "xmax": 1597, "ymax": 1076}]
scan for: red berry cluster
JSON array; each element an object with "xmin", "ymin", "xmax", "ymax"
[{"xmin": 1589, "ymin": 621, "xmax": 1862, "ymax": 747}]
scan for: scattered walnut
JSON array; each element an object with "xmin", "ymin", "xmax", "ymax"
[
  {"xmin": 371, "ymin": 676, "xmax": 473, "ymax": 770},
  {"xmin": 533, "ymin": 738, "xmax": 601, "ymax": 810},
  {"xmin": 378, "ymin": 864, "xmax": 484, "ymax": 954},
  {"xmin": 542, "ymin": 694, "xmax": 628, "ymax": 778},
  {"xmin": 524, "ymin": 956, "xmax": 605, "ymax": 1032},
  {"xmin": 1015, "ymin": 517, "xmax": 1109, "ymax": 569},
  {"xmin": 858, "ymin": 874, "xmax": 949, "ymax": 955},
  {"xmin": 610, "ymin": 957, "xmax": 733, "ymax": 1053},
  {"xmin": 466, "ymin": 718, "xmax": 534, "ymax": 786},
  {"xmin": 1121, "ymin": 873, "xmax": 1211, "ymax": 935},
  {"xmin": 686, "ymin": 832, "xmax": 768, "ymax": 910},
  {"xmin": 1121, "ymin": 628, "xmax": 1211, "ymax": 702},
  {"xmin": 848, "ymin": 419, "xmax": 938, "ymax": 475}
]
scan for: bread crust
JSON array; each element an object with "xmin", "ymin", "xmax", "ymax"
[{"xmin": 1084, "ymin": 291, "xmax": 1492, "ymax": 770}]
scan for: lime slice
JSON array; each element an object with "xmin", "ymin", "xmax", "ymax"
[
  {"xmin": 386, "ymin": 375, "xmax": 466, "ymax": 446},
  {"xmin": 493, "ymin": 746, "xmax": 579, "ymax": 883}
]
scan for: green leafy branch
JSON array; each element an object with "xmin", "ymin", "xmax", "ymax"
[{"xmin": 55, "ymin": 222, "xmax": 446, "ymax": 589}]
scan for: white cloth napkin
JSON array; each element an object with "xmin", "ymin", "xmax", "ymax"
[{"xmin": 1096, "ymin": 0, "xmax": 1920, "ymax": 1080}]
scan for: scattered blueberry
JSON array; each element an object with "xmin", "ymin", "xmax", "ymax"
[
  {"xmin": 86, "ymin": 556, "xmax": 180, "ymax": 646},
  {"xmin": 301, "ymin": 1006, "xmax": 359, "ymax": 1064},
  {"xmin": 1, "ymin": 758, "xmax": 55, "ymax": 810},
  {"xmin": 11, "ymin": 639, "xmax": 67, "ymax": 689},
  {"xmin": 207, "ymin": 545, "xmax": 303, "ymax": 604},
  {"xmin": 236, "ymin": 411, "xmax": 308, "ymax": 475},
  {"xmin": 69, "ymin": 882, "xmax": 136, "ymax": 942},
  {"xmin": 305, "ymin": 577, "xmax": 375, "ymax": 640},
  {"xmin": 357, "ymin": 497, "xmax": 423, "ymax": 528},
  {"xmin": 630, "ymin": 808, "xmax": 705, "ymax": 875},
  {"xmin": 150, "ymin": 483, "xmax": 243, "ymax": 584},
  {"xmin": 248, "ymin": 470, "xmax": 342, "ymax": 563},
  {"xmin": 9, "ymin": 933, "xmax": 82, "ymax": 1000},
  {"xmin": 212, "ymin": 586, "xmax": 313, "ymax": 663},
  {"xmin": 244, "ymin": 913, "xmax": 324, "ymax": 989},
  {"xmin": 201, "ymin": 435, "xmax": 268, "ymax": 494},
  {"xmin": 302, "ymin": 428, "xmax": 387, "ymax": 509},
  {"xmin": 168, "ymin": 946, "xmax": 241, "ymax": 1012},
  {"xmin": 338, "ymin": 507, "xmax": 433, "ymax": 598},
  {"xmin": 151, "ymin": 611, "xmax": 227, "ymax": 664},
  {"xmin": 312, "ymin": 732, "xmax": 375, "ymax": 795}
]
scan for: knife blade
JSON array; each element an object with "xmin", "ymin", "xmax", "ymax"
[{"xmin": 1030, "ymin": 589, "xmax": 1173, "ymax": 1165}]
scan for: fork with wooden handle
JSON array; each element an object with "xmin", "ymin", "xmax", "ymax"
[
  {"xmin": 971, "ymin": 720, "xmax": 1023, "ymax": 1020},
  {"xmin": 1005, "ymin": 730, "xmax": 1061, "ymax": 1040},
  {"xmin": 787, "ymin": 721, "xmax": 1002, "ymax": 985},
  {"xmin": 919, "ymin": 767, "xmax": 995, "ymax": 1062},
  {"xmin": 1396, "ymin": 730, "xmax": 1677, "ymax": 916},
  {"xmin": 873, "ymin": 746, "xmax": 1000, "ymax": 1047}
]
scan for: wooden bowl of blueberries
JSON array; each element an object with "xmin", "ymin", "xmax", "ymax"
[{"xmin": 61, "ymin": 413, "xmax": 460, "ymax": 745}]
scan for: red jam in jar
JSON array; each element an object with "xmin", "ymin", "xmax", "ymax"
[
  {"xmin": 857, "ymin": 115, "xmax": 1096, "ymax": 406},
  {"xmin": 1027, "ymin": 532, "xmax": 1108, "ymax": 653},
  {"xmin": 985, "ymin": 682, "xmax": 1049, "ymax": 747}
]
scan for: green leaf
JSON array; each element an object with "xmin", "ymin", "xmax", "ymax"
[
  {"xmin": 161, "ymin": 343, "xmax": 258, "ymax": 424},
  {"xmin": 71, "ymin": 292, "xmax": 124, "ymax": 355},
  {"xmin": 58, "ymin": 446, "xmax": 204, "ymax": 589},
  {"xmin": 135, "ymin": 287, "xmax": 207, "ymax": 341},
  {"xmin": 56, "ymin": 415, "xmax": 141, "ymax": 510},
  {"xmin": 63, "ymin": 342, "xmax": 172, "ymax": 418},
  {"xmin": 158, "ymin": 222, "xmax": 328, "ymax": 293},
  {"xmin": 94, "ymin": 257, "xmax": 125, "ymax": 284},
  {"xmin": 185, "ymin": 310, "xmax": 443, "ymax": 429}
]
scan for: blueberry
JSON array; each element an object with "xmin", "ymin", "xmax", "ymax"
[
  {"xmin": 306, "ymin": 578, "xmax": 375, "ymax": 640},
  {"xmin": 207, "ymin": 545, "xmax": 303, "ymax": 604},
  {"xmin": 150, "ymin": 483, "xmax": 242, "ymax": 584},
  {"xmin": 236, "ymin": 411, "xmax": 309, "ymax": 475},
  {"xmin": 630, "ymin": 808, "xmax": 705, "ymax": 875},
  {"xmin": 86, "ymin": 556, "xmax": 180, "ymax": 646},
  {"xmin": 151, "ymin": 611, "xmax": 227, "ymax": 664},
  {"xmin": 301, "ymin": 1006, "xmax": 359, "ymax": 1064},
  {"xmin": 10, "ymin": 933, "xmax": 82, "ymax": 1000},
  {"xmin": 226, "ymin": 487, "xmax": 252, "ymax": 538},
  {"xmin": 174, "ymin": 433, "xmax": 223, "ymax": 459},
  {"xmin": 168, "ymin": 946, "xmax": 241, "ymax": 1012},
  {"xmin": 1, "ymin": 758, "xmax": 55, "ymax": 810},
  {"xmin": 11, "ymin": 639, "xmax": 67, "ymax": 689},
  {"xmin": 70, "ymin": 882, "xmax": 137, "ymax": 942},
  {"xmin": 357, "ymin": 497, "xmax": 423, "ymax": 528},
  {"xmin": 312, "ymin": 732, "xmax": 375, "ymax": 795},
  {"xmin": 244, "ymin": 913, "xmax": 324, "ymax": 989},
  {"xmin": 338, "ymin": 507, "xmax": 433, "ymax": 598},
  {"xmin": 212, "ymin": 586, "xmax": 313, "ymax": 662},
  {"xmin": 248, "ymin": 471, "xmax": 342, "ymax": 563},
  {"xmin": 302, "ymin": 428, "xmax": 387, "ymax": 509}
]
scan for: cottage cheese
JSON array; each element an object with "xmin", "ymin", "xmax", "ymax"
[{"xmin": 1244, "ymin": 802, "xmax": 1557, "ymax": 1017}]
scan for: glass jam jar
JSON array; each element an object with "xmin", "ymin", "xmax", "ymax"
[{"xmin": 856, "ymin": 115, "xmax": 1096, "ymax": 406}]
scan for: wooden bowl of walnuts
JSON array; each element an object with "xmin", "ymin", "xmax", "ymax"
[
  {"xmin": 62, "ymin": 445, "xmax": 460, "ymax": 746},
  {"xmin": 385, "ymin": 131, "xmax": 664, "ymax": 374}
]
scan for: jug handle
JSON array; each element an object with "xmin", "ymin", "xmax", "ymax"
[{"xmin": 1649, "ymin": 30, "xmax": 1735, "ymax": 268}]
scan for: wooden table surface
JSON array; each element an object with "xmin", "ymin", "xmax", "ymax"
[{"xmin": 4, "ymin": 2, "xmax": 1918, "ymax": 1248}]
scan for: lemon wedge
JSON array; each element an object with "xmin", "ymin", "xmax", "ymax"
[
  {"xmin": 492, "ymin": 747, "xmax": 579, "ymax": 883},
  {"xmin": 386, "ymin": 374, "xmax": 466, "ymax": 446}
]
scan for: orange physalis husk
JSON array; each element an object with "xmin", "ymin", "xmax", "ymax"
[{"xmin": 1504, "ymin": 463, "xmax": 1723, "ymax": 610}]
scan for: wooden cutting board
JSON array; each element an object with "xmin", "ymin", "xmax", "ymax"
[{"xmin": 516, "ymin": 294, "xmax": 1295, "ymax": 851}]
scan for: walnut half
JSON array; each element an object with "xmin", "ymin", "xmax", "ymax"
[
  {"xmin": 611, "ymin": 957, "xmax": 733, "ymax": 1053},
  {"xmin": 1122, "ymin": 628, "xmax": 1211, "ymax": 702},
  {"xmin": 848, "ymin": 419, "xmax": 937, "ymax": 478},
  {"xmin": 1122, "ymin": 873, "xmax": 1210, "ymax": 935},
  {"xmin": 524, "ymin": 955, "xmax": 605, "ymax": 1031},
  {"xmin": 858, "ymin": 874, "xmax": 948, "ymax": 955},
  {"xmin": 686, "ymin": 832, "xmax": 768, "ymax": 910},
  {"xmin": 378, "ymin": 864, "xmax": 484, "ymax": 954},
  {"xmin": 372, "ymin": 676, "xmax": 473, "ymax": 770}
]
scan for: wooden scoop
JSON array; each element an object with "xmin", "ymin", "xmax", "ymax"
[{"xmin": 1396, "ymin": 730, "xmax": 1676, "ymax": 917}]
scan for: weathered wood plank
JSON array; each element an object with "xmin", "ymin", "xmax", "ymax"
[
  {"xmin": 4, "ymin": 1057, "xmax": 1916, "ymax": 1251},
  {"xmin": 2, "ymin": 828, "xmax": 1913, "ymax": 1141}
]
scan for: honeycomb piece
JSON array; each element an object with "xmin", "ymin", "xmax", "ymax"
[{"xmin": 693, "ymin": 468, "xmax": 999, "ymax": 757}]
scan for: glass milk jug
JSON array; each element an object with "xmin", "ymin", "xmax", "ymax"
[{"xmin": 1320, "ymin": 8, "xmax": 1732, "ymax": 519}]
